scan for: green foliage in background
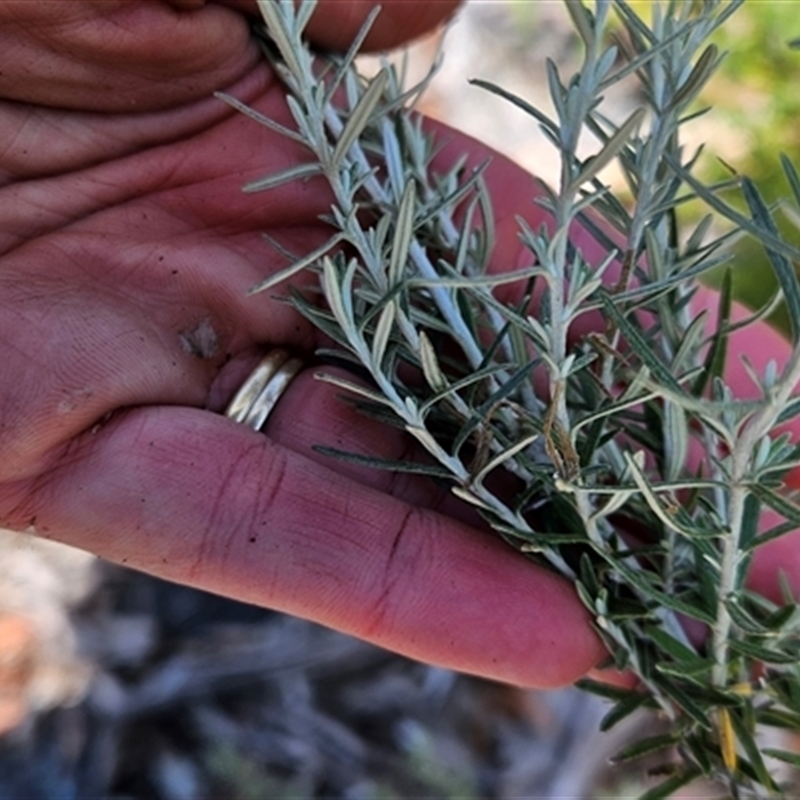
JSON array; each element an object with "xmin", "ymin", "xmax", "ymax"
[
  {"xmin": 708, "ymin": 2, "xmax": 800, "ymax": 184},
  {"xmin": 512, "ymin": 0, "xmax": 800, "ymax": 334},
  {"xmin": 704, "ymin": 2, "xmax": 800, "ymax": 334}
]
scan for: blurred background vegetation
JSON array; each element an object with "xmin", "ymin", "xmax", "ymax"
[
  {"xmin": 422, "ymin": 0, "xmax": 800, "ymax": 337},
  {"xmin": 702, "ymin": 1, "xmax": 800, "ymax": 334},
  {"xmin": 565, "ymin": 1, "xmax": 800, "ymax": 334}
]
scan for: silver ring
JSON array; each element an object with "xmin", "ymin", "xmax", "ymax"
[{"xmin": 224, "ymin": 348, "xmax": 303, "ymax": 431}]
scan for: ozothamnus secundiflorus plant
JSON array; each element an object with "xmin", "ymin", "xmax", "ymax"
[{"xmin": 220, "ymin": 1, "xmax": 800, "ymax": 796}]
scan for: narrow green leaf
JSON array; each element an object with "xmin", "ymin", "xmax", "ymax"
[
  {"xmin": 669, "ymin": 44, "xmax": 719, "ymax": 111},
  {"xmin": 322, "ymin": 256, "xmax": 353, "ymax": 333},
  {"xmin": 313, "ymin": 371, "xmax": 393, "ymax": 407},
  {"xmin": 727, "ymin": 709, "xmax": 780, "ymax": 791},
  {"xmin": 579, "ymin": 552, "xmax": 601, "ymax": 597},
  {"xmin": 332, "ymin": 68, "xmax": 389, "ymax": 167},
  {"xmin": 323, "ymin": 5, "xmax": 381, "ymax": 105},
  {"xmin": 663, "ymin": 399, "xmax": 687, "ymax": 483},
  {"xmin": 410, "ymin": 265, "xmax": 544, "ymax": 290},
  {"xmin": 685, "ymin": 213, "xmax": 715, "ymax": 254},
  {"xmin": 609, "ymin": 557, "xmax": 715, "ymax": 624},
  {"xmin": 652, "ymin": 676, "xmax": 712, "ymax": 730},
  {"xmin": 613, "ymin": 251, "xmax": 731, "ymax": 305},
  {"xmin": 600, "ymin": 691, "xmax": 650, "ymax": 732},
  {"xmin": 741, "ymin": 176, "xmax": 800, "ymax": 343},
  {"xmin": 624, "ymin": 451, "xmax": 719, "ymax": 540},
  {"xmin": 588, "ymin": 486, "xmax": 637, "ymax": 525},
  {"xmin": 781, "ymin": 153, "xmax": 800, "ymax": 210},
  {"xmin": 747, "ymin": 483, "xmax": 800, "ymax": 535},
  {"xmin": 683, "ymin": 731, "xmax": 713, "ymax": 774},
  {"xmin": 389, "ymin": 180, "xmax": 416, "ymax": 286},
  {"xmin": 420, "ymin": 364, "xmax": 506, "ymax": 417},
  {"xmin": 475, "ymin": 171, "xmax": 496, "ymax": 270},
  {"xmin": 599, "ymin": 291, "xmax": 685, "ymax": 395},
  {"xmin": 288, "ymin": 294, "xmax": 350, "ymax": 350},
  {"xmin": 611, "ymin": 733, "xmax": 679, "ymax": 763},
  {"xmin": 655, "ymin": 660, "xmax": 714, "ymax": 680},
  {"xmin": 568, "ymin": 108, "xmax": 646, "ymax": 193},
  {"xmin": 770, "ymin": 666, "xmax": 800, "ymax": 712},
  {"xmin": 610, "ymin": 0, "xmax": 656, "ymax": 46},
  {"xmin": 737, "ymin": 493, "xmax": 761, "ymax": 558},
  {"xmin": 371, "ymin": 300, "xmax": 395, "ymax": 368},
  {"xmin": 727, "ymin": 638, "xmax": 797, "ymax": 665},
  {"xmin": 243, "ymin": 162, "xmax": 323, "ymax": 193},
  {"xmin": 517, "ymin": 531, "xmax": 590, "ymax": 550},
  {"xmin": 468, "ymin": 79, "xmax": 559, "ymax": 139},
  {"xmin": 574, "ymin": 579, "xmax": 596, "ymax": 612},
  {"xmin": 312, "ymin": 446, "xmax": 451, "ymax": 479},
  {"xmin": 757, "ymin": 708, "xmax": 800, "ymax": 729},
  {"xmin": 725, "ymin": 599, "xmax": 770, "ymax": 636},
  {"xmin": 292, "ymin": 0, "xmax": 317, "ymax": 35},
  {"xmin": 250, "ymin": 232, "xmax": 345, "ymax": 294},
  {"xmin": 214, "ymin": 92, "xmax": 306, "ymax": 144},
  {"xmin": 417, "ymin": 331, "xmax": 447, "ymax": 392},
  {"xmin": 764, "ymin": 603, "xmax": 798, "ymax": 631},
  {"xmin": 670, "ymin": 308, "xmax": 708, "ymax": 375},
  {"xmin": 475, "ymin": 358, "xmax": 539, "ymax": 416},
  {"xmin": 671, "ymin": 158, "xmax": 800, "ymax": 285},
  {"xmin": 256, "ymin": 0, "xmax": 304, "ymax": 78},
  {"xmin": 575, "ymin": 678, "xmax": 637, "ymax": 703},
  {"xmin": 646, "ymin": 626, "xmax": 704, "ymax": 666},
  {"xmin": 605, "ymin": 596, "xmax": 652, "ymax": 621},
  {"xmin": 751, "ymin": 519, "xmax": 798, "ymax": 550},
  {"xmin": 564, "ymin": 0, "xmax": 594, "ymax": 47},
  {"xmin": 693, "ymin": 267, "xmax": 732, "ymax": 396},
  {"xmin": 763, "ymin": 748, "xmax": 800, "ymax": 769},
  {"xmin": 473, "ymin": 433, "xmax": 539, "ymax": 487},
  {"xmin": 638, "ymin": 768, "xmax": 703, "ymax": 800},
  {"xmin": 416, "ymin": 159, "xmax": 490, "ymax": 234},
  {"xmin": 573, "ymin": 388, "xmax": 659, "ymax": 435}
]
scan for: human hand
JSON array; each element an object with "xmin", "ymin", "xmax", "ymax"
[
  {"xmin": 0, "ymin": 0, "xmax": 606, "ymax": 689},
  {"xmin": 3, "ymin": 0, "xmax": 797, "ymax": 696}
]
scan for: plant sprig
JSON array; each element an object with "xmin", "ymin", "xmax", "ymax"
[{"xmin": 223, "ymin": 1, "xmax": 800, "ymax": 795}]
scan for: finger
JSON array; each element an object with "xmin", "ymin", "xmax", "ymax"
[
  {"xmin": 0, "ymin": 1, "xmax": 259, "ymax": 111},
  {"xmin": 240, "ymin": 366, "xmax": 484, "ymax": 528},
  {"xmin": 1, "ymin": 71, "xmax": 325, "ymax": 250},
  {"xmin": 0, "ymin": 67, "xmax": 272, "ymax": 185},
  {"xmin": 17, "ymin": 405, "xmax": 604, "ymax": 689},
  {"xmin": 215, "ymin": 0, "xmax": 461, "ymax": 53}
]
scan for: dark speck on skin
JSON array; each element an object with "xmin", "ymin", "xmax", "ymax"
[{"xmin": 179, "ymin": 317, "xmax": 219, "ymax": 360}]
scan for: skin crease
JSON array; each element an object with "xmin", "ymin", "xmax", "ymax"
[{"xmin": 0, "ymin": 0, "xmax": 797, "ymax": 690}]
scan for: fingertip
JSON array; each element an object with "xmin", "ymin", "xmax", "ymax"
[
  {"xmin": 304, "ymin": 0, "xmax": 461, "ymax": 53},
  {"xmin": 214, "ymin": 0, "xmax": 461, "ymax": 52}
]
